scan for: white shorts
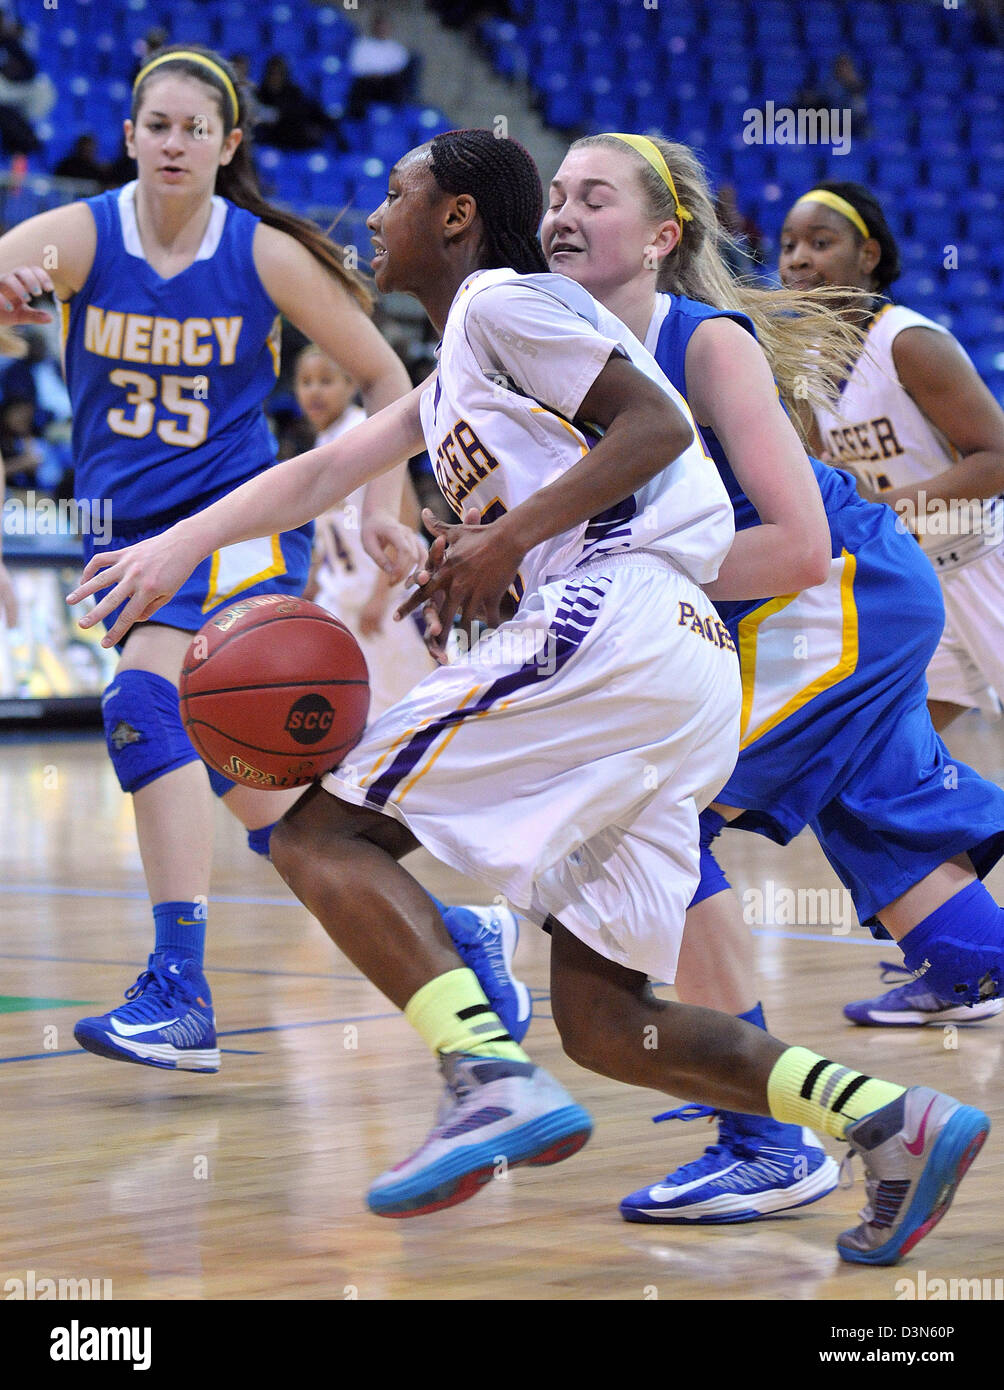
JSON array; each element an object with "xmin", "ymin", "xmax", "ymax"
[
  {"xmin": 324, "ymin": 554, "xmax": 742, "ymax": 983},
  {"xmin": 927, "ymin": 547, "xmax": 1004, "ymax": 718}
]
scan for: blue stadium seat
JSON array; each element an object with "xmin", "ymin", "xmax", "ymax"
[{"xmin": 925, "ymin": 155, "xmax": 973, "ymax": 196}]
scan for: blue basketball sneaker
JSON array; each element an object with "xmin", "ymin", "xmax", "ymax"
[
  {"xmin": 367, "ymin": 1053, "xmax": 592, "ymax": 1217},
  {"xmin": 74, "ymin": 955, "xmax": 220, "ymax": 1072},
  {"xmin": 838, "ymin": 1086, "xmax": 990, "ymax": 1265},
  {"xmin": 844, "ymin": 961, "xmax": 1004, "ymax": 1026},
  {"xmin": 443, "ymin": 904, "xmax": 532, "ymax": 1044},
  {"xmin": 619, "ymin": 1104, "xmax": 839, "ymax": 1224}
]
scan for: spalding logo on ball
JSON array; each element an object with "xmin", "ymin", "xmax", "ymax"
[{"xmin": 179, "ymin": 595, "xmax": 370, "ymax": 789}]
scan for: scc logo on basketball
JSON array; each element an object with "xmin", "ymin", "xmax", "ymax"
[{"xmin": 285, "ymin": 693, "xmax": 335, "ymax": 745}]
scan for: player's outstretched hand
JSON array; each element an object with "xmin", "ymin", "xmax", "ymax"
[
  {"xmin": 0, "ymin": 265, "xmax": 55, "ymax": 324},
  {"xmin": 397, "ymin": 507, "xmax": 524, "ymax": 662},
  {"xmin": 66, "ymin": 528, "xmax": 204, "ymax": 647},
  {"xmin": 362, "ymin": 509, "xmax": 427, "ymax": 584},
  {"xmin": 0, "ymin": 559, "xmax": 18, "ymax": 627}
]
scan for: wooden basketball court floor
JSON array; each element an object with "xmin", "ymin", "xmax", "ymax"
[{"xmin": 2, "ymin": 720, "xmax": 1003, "ymax": 1303}]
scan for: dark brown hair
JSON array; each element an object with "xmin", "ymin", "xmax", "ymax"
[{"xmin": 132, "ymin": 43, "xmax": 373, "ymax": 311}]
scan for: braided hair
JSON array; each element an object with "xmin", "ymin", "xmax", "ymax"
[
  {"xmin": 808, "ymin": 181, "xmax": 902, "ymax": 292},
  {"xmin": 428, "ymin": 129, "xmax": 547, "ymax": 274}
]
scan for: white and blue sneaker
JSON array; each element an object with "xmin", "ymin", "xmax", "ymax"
[
  {"xmin": 619, "ymin": 1104, "xmax": 840, "ymax": 1224},
  {"xmin": 367, "ymin": 1052, "xmax": 592, "ymax": 1217},
  {"xmin": 444, "ymin": 904, "xmax": 532, "ymax": 1044},
  {"xmin": 74, "ymin": 955, "xmax": 220, "ymax": 1072},
  {"xmin": 844, "ymin": 961, "xmax": 1004, "ymax": 1026}
]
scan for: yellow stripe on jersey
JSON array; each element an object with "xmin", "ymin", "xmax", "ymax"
[
  {"xmin": 202, "ymin": 535, "xmax": 286, "ymax": 613},
  {"xmin": 393, "ymin": 697, "xmax": 513, "ymax": 804},
  {"xmin": 737, "ymin": 550, "xmax": 859, "ymax": 750},
  {"xmin": 530, "ymin": 406, "xmax": 589, "ymax": 456},
  {"xmin": 356, "ymin": 686, "xmax": 481, "ymax": 794}
]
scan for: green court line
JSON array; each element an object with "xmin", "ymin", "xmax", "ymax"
[{"xmin": 0, "ymin": 997, "xmax": 95, "ymax": 1013}]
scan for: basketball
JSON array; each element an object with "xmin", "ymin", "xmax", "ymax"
[{"xmin": 178, "ymin": 595, "xmax": 370, "ymax": 789}]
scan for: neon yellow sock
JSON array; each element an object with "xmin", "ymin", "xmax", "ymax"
[
  {"xmin": 404, "ymin": 968, "xmax": 529, "ymax": 1063},
  {"xmin": 767, "ymin": 1045, "xmax": 907, "ymax": 1140}
]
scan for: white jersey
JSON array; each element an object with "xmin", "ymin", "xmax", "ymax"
[
  {"xmin": 813, "ymin": 304, "xmax": 1004, "ymax": 574},
  {"xmin": 312, "ymin": 405, "xmax": 434, "ymax": 717},
  {"xmin": 420, "ymin": 268, "xmax": 734, "ymax": 599},
  {"xmin": 313, "ymin": 404, "xmax": 372, "ymax": 610}
]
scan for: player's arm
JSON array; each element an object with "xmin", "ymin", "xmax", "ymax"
[
  {"xmin": 881, "ymin": 326, "xmax": 1004, "ymax": 509},
  {"xmin": 254, "ymin": 223, "xmax": 416, "ymax": 557},
  {"xmin": 401, "ymin": 352, "xmax": 695, "ymax": 646},
  {"xmin": 684, "ymin": 317, "xmax": 831, "ymax": 600},
  {"xmin": 0, "ymin": 202, "xmax": 96, "ymax": 309},
  {"xmin": 67, "ymin": 384, "xmax": 429, "ymax": 648}
]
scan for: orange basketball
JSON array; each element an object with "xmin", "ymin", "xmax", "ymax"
[{"xmin": 179, "ymin": 595, "xmax": 370, "ymax": 789}]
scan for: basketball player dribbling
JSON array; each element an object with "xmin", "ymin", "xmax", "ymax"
[{"xmin": 67, "ymin": 130, "xmax": 989, "ymax": 1266}]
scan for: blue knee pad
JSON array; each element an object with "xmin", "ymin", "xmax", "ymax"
[
  {"xmin": 688, "ymin": 807, "xmax": 731, "ymax": 909},
  {"xmin": 101, "ymin": 669, "xmax": 200, "ymax": 794}
]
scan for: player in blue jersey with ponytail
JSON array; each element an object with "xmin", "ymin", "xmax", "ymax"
[
  {"xmin": 541, "ymin": 132, "xmax": 1004, "ymax": 1226},
  {"xmin": 0, "ymin": 46, "xmax": 526, "ymax": 1072}
]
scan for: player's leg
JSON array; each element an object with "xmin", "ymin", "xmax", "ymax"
[
  {"xmin": 270, "ymin": 785, "xmax": 590, "ymax": 1217},
  {"xmin": 74, "ymin": 623, "xmax": 219, "ymax": 1071},
  {"xmin": 928, "ymin": 699, "xmax": 968, "ymax": 733},
  {"xmin": 548, "ymin": 918, "xmax": 989, "ymax": 1265},
  {"xmin": 623, "ymin": 850, "xmax": 838, "ymax": 1225}
]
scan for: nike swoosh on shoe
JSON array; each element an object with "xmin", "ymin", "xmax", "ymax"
[
  {"xmin": 904, "ymin": 1098, "xmax": 938, "ymax": 1156},
  {"xmin": 109, "ymin": 1016, "xmax": 180, "ymax": 1037}
]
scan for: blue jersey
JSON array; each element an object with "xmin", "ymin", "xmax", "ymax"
[
  {"xmin": 646, "ymin": 293, "xmax": 862, "ymax": 623},
  {"xmin": 645, "ymin": 291, "xmax": 1004, "ymax": 925},
  {"xmin": 62, "ymin": 182, "xmax": 281, "ymax": 528}
]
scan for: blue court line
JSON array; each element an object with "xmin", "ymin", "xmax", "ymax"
[
  {"xmin": 0, "ymin": 883, "xmax": 298, "ymax": 908},
  {"xmin": 751, "ymin": 927, "xmax": 885, "ymax": 947},
  {"xmin": 0, "ymin": 951, "xmax": 367, "ymax": 982},
  {"xmin": 1, "ymin": 883, "xmax": 891, "ymax": 947},
  {"xmin": 0, "ymin": 1010, "xmax": 402, "ymax": 1064}
]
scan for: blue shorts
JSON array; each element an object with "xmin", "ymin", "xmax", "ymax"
[
  {"xmin": 716, "ymin": 495, "xmax": 1004, "ymax": 924},
  {"xmin": 84, "ymin": 520, "xmax": 313, "ymax": 644}
]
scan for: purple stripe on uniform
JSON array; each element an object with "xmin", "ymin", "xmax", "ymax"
[{"xmin": 363, "ymin": 580, "xmax": 610, "ymax": 809}]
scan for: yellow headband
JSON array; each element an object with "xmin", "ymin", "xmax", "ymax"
[
  {"xmin": 602, "ymin": 132, "xmax": 693, "ymax": 229},
  {"xmin": 133, "ymin": 51, "xmax": 239, "ymax": 126},
  {"xmin": 795, "ymin": 190, "xmax": 870, "ymax": 240}
]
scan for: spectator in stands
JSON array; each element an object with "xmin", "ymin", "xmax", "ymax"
[
  {"xmin": 103, "ymin": 136, "xmax": 136, "ymax": 190},
  {"xmin": 54, "ymin": 135, "xmax": 111, "ymax": 187},
  {"xmin": 255, "ymin": 54, "xmax": 347, "ymax": 151},
  {"xmin": 130, "ymin": 26, "xmax": 168, "ymax": 81},
  {"xmin": 1, "ymin": 325, "xmax": 72, "ymax": 435},
  {"xmin": 972, "ymin": 0, "xmax": 1004, "ymax": 47},
  {"xmin": 347, "ymin": 12, "xmax": 416, "ymax": 117},
  {"xmin": 0, "ymin": 394, "xmax": 65, "ymax": 492},
  {"xmin": 832, "ymin": 53, "xmax": 871, "ymax": 140},
  {"xmin": 715, "ymin": 184, "xmax": 765, "ymax": 278},
  {"xmin": 428, "ymin": 0, "xmax": 513, "ymax": 28},
  {"xmin": 794, "ymin": 53, "xmax": 870, "ymax": 142},
  {"xmin": 0, "ymin": 14, "xmax": 51, "ymax": 158}
]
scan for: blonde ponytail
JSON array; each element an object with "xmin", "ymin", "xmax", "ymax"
[{"xmin": 571, "ymin": 135, "xmax": 869, "ymax": 440}]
